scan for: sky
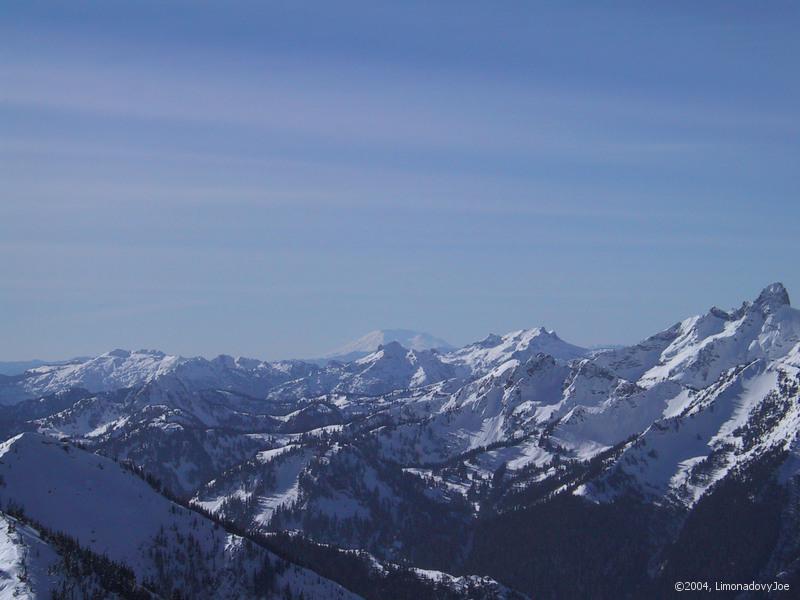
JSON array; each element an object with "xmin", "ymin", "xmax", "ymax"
[{"xmin": 1, "ymin": 1, "xmax": 799, "ymax": 361}]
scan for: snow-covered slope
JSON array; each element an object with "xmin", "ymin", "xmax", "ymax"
[
  {"xmin": 0, "ymin": 433, "xmax": 359, "ymax": 599},
  {"xmin": 194, "ymin": 444, "xmax": 315, "ymax": 529},
  {"xmin": 0, "ymin": 512, "xmax": 60, "ymax": 600},
  {"xmin": 0, "ymin": 509, "xmax": 145, "ymax": 599},
  {"xmin": 574, "ymin": 353, "xmax": 800, "ymax": 506}
]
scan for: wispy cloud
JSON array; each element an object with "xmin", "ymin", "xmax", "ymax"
[{"xmin": 1, "ymin": 2, "xmax": 798, "ymax": 359}]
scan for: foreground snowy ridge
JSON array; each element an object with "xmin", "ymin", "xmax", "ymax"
[{"xmin": 0, "ymin": 432, "xmax": 359, "ymax": 599}]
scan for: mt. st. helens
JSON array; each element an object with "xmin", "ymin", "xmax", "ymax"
[{"xmin": 320, "ymin": 329, "xmax": 455, "ymax": 363}]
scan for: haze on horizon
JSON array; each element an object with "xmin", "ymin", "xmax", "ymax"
[{"xmin": 2, "ymin": 1, "xmax": 799, "ymax": 361}]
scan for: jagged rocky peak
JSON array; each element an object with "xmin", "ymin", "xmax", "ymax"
[
  {"xmin": 708, "ymin": 306, "xmax": 734, "ymax": 320},
  {"xmin": 527, "ymin": 352, "xmax": 558, "ymax": 368},
  {"xmin": 211, "ymin": 354, "xmax": 238, "ymax": 368},
  {"xmin": 377, "ymin": 340, "xmax": 407, "ymax": 354},
  {"xmin": 754, "ymin": 281, "xmax": 790, "ymax": 312},
  {"xmin": 359, "ymin": 340, "xmax": 410, "ymax": 363},
  {"xmin": 510, "ymin": 352, "xmax": 563, "ymax": 380},
  {"xmin": 709, "ymin": 283, "xmax": 791, "ymax": 320},
  {"xmin": 478, "ymin": 333, "xmax": 503, "ymax": 347}
]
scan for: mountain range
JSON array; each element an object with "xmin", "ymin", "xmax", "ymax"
[{"xmin": 1, "ymin": 283, "xmax": 798, "ymax": 598}]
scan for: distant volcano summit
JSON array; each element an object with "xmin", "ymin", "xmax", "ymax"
[{"xmin": 321, "ymin": 329, "xmax": 454, "ymax": 362}]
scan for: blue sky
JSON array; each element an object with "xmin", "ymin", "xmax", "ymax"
[{"xmin": 2, "ymin": 1, "xmax": 799, "ymax": 360}]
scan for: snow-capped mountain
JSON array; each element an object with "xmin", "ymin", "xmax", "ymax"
[
  {"xmin": 0, "ymin": 349, "xmax": 316, "ymax": 405},
  {"xmin": 0, "ymin": 357, "xmax": 90, "ymax": 377},
  {"xmin": 320, "ymin": 329, "xmax": 454, "ymax": 363},
  {"xmin": 2, "ymin": 283, "xmax": 799, "ymax": 598},
  {"xmin": 442, "ymin": 327, "xmax": 588, "ymax": 374}
]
